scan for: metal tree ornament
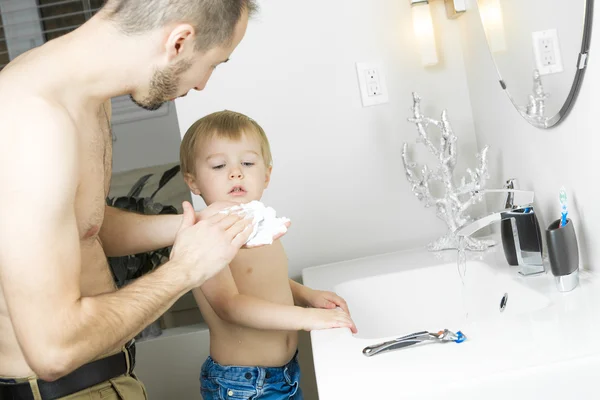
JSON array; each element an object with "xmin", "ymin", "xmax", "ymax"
[
  {"xmin": 520, "ymin": 69, "xmax": 550, "ymax": 128},
  {"xmin": 402, "ymin": 92, "xmax": 495, "ymax": 251}
]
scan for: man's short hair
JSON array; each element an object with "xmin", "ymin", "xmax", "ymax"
[{"xmin": 102, "ymin": 0, "xmax": 258, "ymax": 52}]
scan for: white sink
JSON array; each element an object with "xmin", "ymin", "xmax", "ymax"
[
  {"xmin": 334, "ymin": 261, "xmax": 551, "ymax": 339},
  {"xmin": 302, "ymin": 245, "xmax": 600, "ymax": 399}
]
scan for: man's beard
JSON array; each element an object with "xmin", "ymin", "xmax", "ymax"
[{"xmin": 131, "ymin": 59, "xmax": 193, "ymax": 111}]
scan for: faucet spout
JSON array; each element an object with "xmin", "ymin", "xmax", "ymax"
[
  {"xmin": 453, "ymin": 188, "xmax": 544, "ymax": 276},
  {"xmin": 454, "ymin": 205, "xmax": 532, "ymax": 237},
  {"xmin": 454, "ymin": 189, "xmax": 535, "ymax": 237}
]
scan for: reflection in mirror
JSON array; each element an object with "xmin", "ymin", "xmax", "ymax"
[{"xmin": 476, "ymin": 0, "xmax": 593, "ymax": 128}]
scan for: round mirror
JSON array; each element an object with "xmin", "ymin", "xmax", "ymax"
[{"xmin": 475, "ymin": 0, "xmax": 593, "ymax": 128}]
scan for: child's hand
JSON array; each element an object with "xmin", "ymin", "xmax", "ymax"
[
  {"xmin": 305, "ymin": 290, "xmax": 351, "ymax": 316},
  {"xmin": 302, "ymin": 308, "xmax": 358, "ymax": 333},
  {"xmin": 272, "ymin": 220, "xmax": 291, "ymax": 242}
]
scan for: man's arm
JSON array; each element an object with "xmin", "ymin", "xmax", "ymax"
[
  {"xmin": 99, "ymin": 98, "xmax": 183, "ymax": 256},
  {"xmin": 100, "ymin": 207, "xmax": 183, "ymax": 256},
  {"xmin": 101, "ymin": 205, "xmax": 292, "ymax": 257},
  {"xmin": 0, "ymin": 104, "xmax": 251, "ymax": 381},
  {"xmin": 101, "ymin": 202, "xmax": 250, "ymax": 257}
]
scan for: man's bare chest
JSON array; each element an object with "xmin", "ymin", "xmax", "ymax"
[{"xmin": 74, "ymin": 107, "xmax": 113, "ymax": 239}]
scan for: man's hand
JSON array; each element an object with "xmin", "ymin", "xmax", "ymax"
[
  {"xmin": 170, "ymin": 201, "xmax": 253, "ymax": 287},
  {"xmin": 194, "ymin": 202, "xmax": 291, "ymax": 247},
  {"xmin": 195, "ymin": 201, "xmax": 240, "ymax": 222}
]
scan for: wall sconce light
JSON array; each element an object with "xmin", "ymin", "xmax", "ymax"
[
  {"xmin": 477, "ymin": 0, "xmax": 506, "ymax": 53},
  {"xmin": 410, "ymin": 0, "xmax": 467, "ymax": 67}
]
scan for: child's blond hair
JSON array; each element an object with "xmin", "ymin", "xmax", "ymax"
[{"xmin": 180, "ymin": 110, "xmax": 273, "ymax": 176}]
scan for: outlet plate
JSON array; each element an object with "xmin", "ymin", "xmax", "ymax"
[
  {"xmin": 356, "ymin": 62, "xmax": 389, "ymax": 107},
  {"xmin": 532, "ymin": 29, "xmax": 564, "ymax": 75}
]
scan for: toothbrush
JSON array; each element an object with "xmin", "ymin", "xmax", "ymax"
[{"xmin": 559, "ymin": 187, "xmax": 568, "ymax": 227}]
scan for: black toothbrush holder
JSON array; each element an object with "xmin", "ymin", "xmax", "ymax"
[{"xmin": 545, "ymin": 218, "xmax": 579, "ymax": 292}]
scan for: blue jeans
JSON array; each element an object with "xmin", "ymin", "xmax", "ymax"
[{"xmin": 200, "ymin": 352, "xmax": 303, "ymax": 400}]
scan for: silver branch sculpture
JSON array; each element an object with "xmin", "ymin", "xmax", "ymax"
[{"xmin": 402, "ymin": 92, "xmax": 495, "ymax": 251}]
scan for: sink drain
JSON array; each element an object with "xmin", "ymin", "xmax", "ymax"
[{"xmin": 500, "ymin": 293, "xmax": 508, "ymax": 312}]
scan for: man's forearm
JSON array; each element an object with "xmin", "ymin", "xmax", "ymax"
[
  {"xmin": 220, "ymin": 295, "xmax": 308, "ymax": 331},
  {"xmin": 100, "ymin": 206, "xmax": 182, "ymax": 256},
  {"xmin": 41, "ymin": 260, "xmax": 191, "ymax": 380}
]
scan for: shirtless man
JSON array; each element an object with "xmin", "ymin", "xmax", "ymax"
[{"xmin": 0, "ymin": 1, "xmax": 268, "ymax": 399}]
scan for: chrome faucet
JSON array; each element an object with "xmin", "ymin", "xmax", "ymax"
[{"xmin": 454, "ymin": 180, "xmax": 545, "ymax": 276}]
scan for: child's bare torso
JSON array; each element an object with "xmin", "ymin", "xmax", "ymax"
[{"xmin": 195, "ymin": 240, "xmax": 297, "ymax": 367}]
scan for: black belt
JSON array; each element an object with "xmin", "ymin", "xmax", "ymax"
[{"xmin": 1, "ymin": 342, "xmax": 135, "ymax": 400}]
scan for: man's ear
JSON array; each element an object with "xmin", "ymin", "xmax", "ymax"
[
  {"xmin": 264, "ymin": 166, "xmax": 273, "ymax": 189},
  {"xmin": 165, "ymin": 24, "xmax": 195, "ymax": 62},
  {"xmin": 184, "ymin": 172, "xmax": 201, "ymax": 195}
]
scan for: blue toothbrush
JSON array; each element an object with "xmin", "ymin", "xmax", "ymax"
[{"xmin": 559, "ymin": 187, "xmax": 568, "ymax": 227}]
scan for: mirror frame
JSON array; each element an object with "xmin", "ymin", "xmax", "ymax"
[
  {"xmin": 552, "ymin": 0, "xmax": 594, "ymax": 128},
  {"xmin": 484, "ymin": 0, "xmax": 594, "ymax": 129}
]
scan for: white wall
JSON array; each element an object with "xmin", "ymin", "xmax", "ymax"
[
  {"xmin": 459, "ymin": 0, "xmax": 599, "ymax": 269},
  {"xmin": 175, "ymin": 0, "xmax": 484, "ymax": 279},
  {"xmin": 111, "ymin": 105, "xmax": 182, "ymax": 173}
]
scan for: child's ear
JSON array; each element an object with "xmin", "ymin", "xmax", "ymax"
[
  {"xmin": 264, "ymin": 166, "xmax": 272, "ymax": 188},
  {"xmin": 184, "ymin": 172, "xmax": 201, "ymax": 196}
]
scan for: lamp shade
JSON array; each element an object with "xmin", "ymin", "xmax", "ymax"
[{"xmin": 411, "ymin": 2, "xmax": 439, "ymax": 66}]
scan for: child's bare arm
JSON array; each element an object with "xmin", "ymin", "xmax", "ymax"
[
  {"xmin": 194, "ymin": 269, "xmax": 355, "ymax": 332},
  {"xmin": 289, "ymin": 279, "xmax": 352, "ymax": 316},
  {"xmin": 288, "ymin": 279, "xmax": 311, "ymax": 307}
]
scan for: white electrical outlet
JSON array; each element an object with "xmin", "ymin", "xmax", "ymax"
[
  {"xmin": 532, "ymin": 29, "xmax": 564, "ymax": 75},
  {"xmin": 356, "ymin": 62, "xmax": 389, "ymax": 107},
  {"xmin": 367, "ymin": 82, "xmax": 381, "ymax": 97},
  {"xmin": 365, "ymin": 69, "xmax": 382, "ymax": 96}
]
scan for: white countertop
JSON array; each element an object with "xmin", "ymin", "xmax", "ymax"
[{"xmin": 302, "ymin": 239, "xmax": 600, "ymax": 399}]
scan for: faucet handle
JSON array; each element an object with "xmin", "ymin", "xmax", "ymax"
[
  {"xmin": 477, "ymin": 188, "xmax": 534, "ymax": 207},
  {"xmin": 504, "ymin": 178, "xmax": 517, "ymax": 208},
  {"xmin": 504, "ymin": 178, "xmax": 518, "ymax": 189}
]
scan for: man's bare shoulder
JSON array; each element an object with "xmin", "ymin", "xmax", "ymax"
[
  {"xmin": 0, "ymin": 95, "xmax": 78, "ymax": 181},
  {"xmin": 0, "ymin": 94, "xmax": 76, "ymax": 141}
]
